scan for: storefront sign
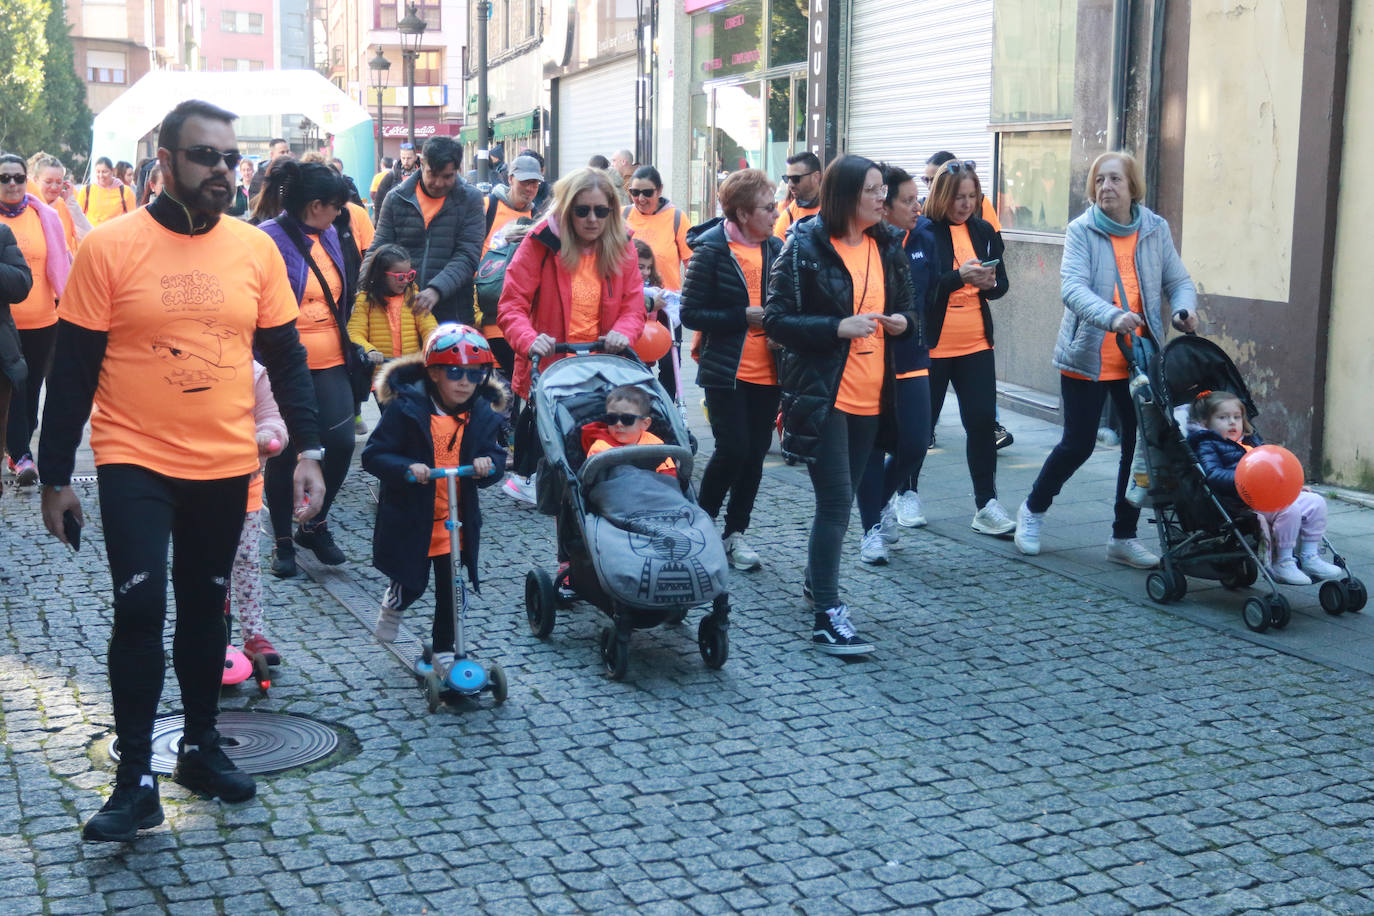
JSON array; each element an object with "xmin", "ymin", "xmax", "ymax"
[
  {"xmin": 805, "ymin": 0, "xmax": 834, "ymax": 159},
  {"xmin": 379, "ymin": 122, "xmax": 462, "ymax": 139}
]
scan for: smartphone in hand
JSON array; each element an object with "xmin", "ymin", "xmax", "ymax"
[
  {"xmin": 980, "ymin": 258, "xmax": 1000, "ymax": 269},
  {"xmin": 63, "ymin": 509, "xmax": 82, "ymax": 551}
]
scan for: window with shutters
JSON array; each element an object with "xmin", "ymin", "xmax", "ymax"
[{"xmin": 991, "ymin": 0, "xmax": 1076, "ymax": 234}]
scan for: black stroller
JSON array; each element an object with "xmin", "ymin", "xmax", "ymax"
[
  {"xmin": 1129, "ymin": 333, "xmax": 1365, "ymax": 632},
  {"xmin": 522, "ymin": 343, "xmax": 732, "ymax": 679}
]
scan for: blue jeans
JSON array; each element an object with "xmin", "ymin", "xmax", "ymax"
[{"xmin": 857, "ymin": 374, "xmax": 931, "ymax": 531}]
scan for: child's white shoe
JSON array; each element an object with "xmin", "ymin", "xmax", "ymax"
[
  {"xmin": 1269, "ymin": 558, "xmax": 1312, "ymax": 587},
  {"xmin": 1299, "ymin": 552, "xmax": 1344, "ymax": 581},
  {"xmin": 374, "ymin": 604, "xmax": 404, "ymax": 642}
]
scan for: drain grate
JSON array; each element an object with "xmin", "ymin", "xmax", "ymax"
[{"xmin": 108, "ymin": 711, "xmax": 340, "ymax": 775}]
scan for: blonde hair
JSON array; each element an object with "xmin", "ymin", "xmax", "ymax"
[
  {"xmin": 1087, "ymin": 151, "xmax": 1146, "ymax": 205},
  {"xmin": 551, "ymin": 167, "xmax": 629, "ymax": 279},
  {"xmin": 923, "ymin": 162, "xmax": 982, "ymax": 224},
  {"xmin": 27, "ymin": 151, "xmax": 63, "ymax": 177},
  {"xmin": 300, "ymin": 150, "xmax": 329, "ymax": 165},
  {"xmin": 1189, "ymin": 390, "xmax": 1252, "ymax": 436}
]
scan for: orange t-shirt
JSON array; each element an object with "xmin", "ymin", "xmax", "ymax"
[
  {"xmin": 833, "ymin": 236, "xmax": 886, "ymax": 416},
  {"xmin": 59, "ymin": 209, "xmax": 300, "ymax": 480},
  {"xmin": 80, "ymin": 183, "xmax": 135, "ymax": 226},
  {"xmin": 1091, "ymin": 232, "xmax": 1143, "ymax": 382},
  {"xmin": 568, "ymin": 251, "xmax": 602, "ymax": 343},
  {"xmin": 429, "ymin": 413, "xmax": 465, "ymax": 556},
  {"xmin": 773, "ymin": 200, "xmax": 819, "ymax": 239},
  {"xmin": 0, "ymin": 208, "xmax": 57, "ymax": 329},
  {"xmin": 347, "ymin": 202, "xmax": 375, "ymax": 253},
  {"xmin": 586, "ymin": 429, "xmax": 675, "ymax": 474},
  {"xmin": 980, "ymin": 196, "xmax": 1002, "ymax": 233},
  {"xmin": 626, "ymin": 206, "xmax": 691, "ymax": 290},
  {"xmin": 417, "ymin": 183, "xmax": 444, "ymax": 228},
  {"xmin": 728, "ymin": 242, "xmax": 775, "ymax": 386},
  {"xmin": 298, "ymin": 236, "xmax": 345, "ymax": 370},
  {"xmin": 385, "ymin": 294, "xmax": 407, "ymax": 358},
  {"xmin": 930, "ymin": 222, "xmax": 990, "ymax": 359}
]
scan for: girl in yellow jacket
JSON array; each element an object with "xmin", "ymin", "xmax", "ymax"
[{"xmin": 349, "ymin": 243, "xmax": 438, "ymax": 383}]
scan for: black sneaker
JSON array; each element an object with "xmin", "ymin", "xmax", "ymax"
[
  {"xmin": 994, "ymin": 424, "xmax": 1014, "ymax": 450},
  {"xmin": 270, "ymin": 538, "xmax": 297, "ymax": 578},
  {"xmin": 83, "ymin": 780, "xmax": 164, "ymax": 842},
  {"xmin": 812, "ymin": 606, "xmax": 875, "ymax": 656},
  {"xmin": 295, "ymin": 523, "xmax": 345, "ymax": 566},
  {"xmin": 173, "ymin": 737, "xmax": 256, "ymax": 802}
]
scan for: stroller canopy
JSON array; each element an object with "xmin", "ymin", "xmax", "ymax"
[{"xmin": 1160, "ymin": 336, "xmax": 1258, "ymax": 420}]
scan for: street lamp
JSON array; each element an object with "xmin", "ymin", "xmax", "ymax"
[
  {"xmin": 475, "ymin": 0, "xmax": 490, "ymax": 184},
  {"xmin": 368, "ymin": 46, "xmax": 391, "ymax": 169},
  {"xmin": 398, "ymin": 3, "xmax": 428, "ymax": 149}
]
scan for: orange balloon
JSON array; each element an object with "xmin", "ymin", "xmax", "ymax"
[
  {"xmin": 1234, "ymin": 444, "xmax": 1303, "ymax": 513},
  {"xmin": 633, "ymin": 320, "xmax": 672, "ymax": 363}
]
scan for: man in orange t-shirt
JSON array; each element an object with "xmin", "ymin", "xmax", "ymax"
[
  {"xmin": 38, "ymin": 101, "xmax": 327, "ymax": 844},
  {"xmin": 774, "ymin": 152, "xmax": 822, "ymax": 239}
]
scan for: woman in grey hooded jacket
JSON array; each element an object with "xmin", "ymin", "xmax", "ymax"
[{"xmin": 1013, "ymin": 151, "xmax": 1197, "ymax": 566}]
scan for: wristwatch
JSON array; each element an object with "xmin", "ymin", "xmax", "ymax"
[{"xmin": 297, "ymin": 448, "xmax": 325, "ymax": 462}]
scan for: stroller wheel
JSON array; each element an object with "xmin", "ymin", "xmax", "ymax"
[
  {"xmin": 1242, "ymin": 597, "xmax": 1270, "ymax": 633},
  {"xmin": 600, "ymin": 627, "xmax": 629, "ymax": 681},
  {"xmin": 1220, "ymin": 559, "xmax": 1259, "ymax": 590},
  {"xmin": 525, "ymin": 568, "xmax": 557, "ymax": 639},
  {"xmin": 1348, "ymin": 577, "xmax": 1367, "ymax": 613},
  {"xmin": 1146, "ymin": 572, "xmax": 1172, "ymax": 604},
  {"xmin": 698, "ymin": 615, "xmax": 729, "ymax": 670},
  {"xmin": 1268, "ymin": 594, "xmax": 1291, "ymax": 630},
  {"xmin": 1166, "ymin": 569, "xmax": 1187, "ymax": 602},
  {"xmin": 1319, "ymin": 579, "xmax": 1349, "ymax": 616}
]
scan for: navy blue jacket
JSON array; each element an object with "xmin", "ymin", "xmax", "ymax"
[
  {"xmin": 361, "ymin": 355, "xmax": 508, "ymax": 594},
  {"xmin": 1187, "ymin": 427, "xmax": 1263, "ymax": 502},
  {"xmin": 893, "ymin": 219, "xmax": 934, "ymax": 375}
]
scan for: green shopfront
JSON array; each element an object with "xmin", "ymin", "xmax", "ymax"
[{"xmin": 685, "ymin": 0, "xmax": 809, "ymax": 223}]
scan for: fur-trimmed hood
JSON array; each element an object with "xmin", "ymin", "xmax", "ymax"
[{"xmin": 373, "ymin": 351, "xmax": 510, "ymax": 411}]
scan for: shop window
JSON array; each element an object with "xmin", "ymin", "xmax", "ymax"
[
  {"xmin": 991, "ymin": 0, "xmax": 1076, "ymax": 233},
  {"xmin": 412, "ymin": 50, "xmax": 442, "ymax": 86},
  {"xmin": 691, "ymin": 0, "xmax": 764, "ymax": 83},
  {"xmin": 375, "ymin": 0, "xmax": 397, "ymax": 30},
  {"xmin": 769, "ymin": 0, "xmax": 807, "ymax": 68}
]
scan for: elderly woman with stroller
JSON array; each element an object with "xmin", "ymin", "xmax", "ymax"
[{"xmin": 1013, "ymin": 151, "xmax": 1198, "ymax": 565}]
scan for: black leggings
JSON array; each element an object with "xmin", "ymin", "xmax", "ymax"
[
  {"xmin": 383, "ymin": 555, "xmax": 457, "ymax": 653},
  {"xmin": 265, "ymin": 365, "xmax": 355, "ymax": 540},
  {"xmin": 1027, "ymin": 373, "xmax": 1140, "ymax": 539},
  {"xmin": 805, "ymin": 409, "xmax": 877, "ymax": 611},
  {"xmin": 910, "ymin": 348, "xmax": 999, "ymax": 509},
  {"xmin": 98, "ymin": 465, "xmax": 249, "ymax": 780},
  {"xmin": 699, "ymin": 381, "xmax": 780, "ymax": 537},
  {"xmin": 5, "ymin": 323, "xmax": 57, "ymax": 460},
  {"xmin": 857, "ymin": 374, "xmax": 931, "ymax": 531}
]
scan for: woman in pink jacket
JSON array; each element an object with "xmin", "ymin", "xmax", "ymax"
[{"xmin": 497, "ymin": 167, "xmax": 646, "ymax": 500}]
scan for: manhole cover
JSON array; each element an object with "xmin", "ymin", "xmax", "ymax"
[{"xmin": 108, "ymin": 711, "xmax": 339, "ymax": 775}]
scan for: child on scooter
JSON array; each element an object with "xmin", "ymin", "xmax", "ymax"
[{"xmin": 361, "ymin": 324, "xmax": 508, "ymax": 669}]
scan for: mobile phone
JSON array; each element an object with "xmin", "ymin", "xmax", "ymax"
[
  {"xmin": 63, "ymin": 509, "xmax": 82, "ymax": 551},
  {"xmin": 981, "ymin": 258, "xmax": 1000, "ymax": 269}
]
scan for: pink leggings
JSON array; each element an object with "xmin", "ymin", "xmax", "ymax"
[
  {"xmin": 1261, "ymin": 489, "xmax": 1327, "ymax": 557},
  {"xmin": 229, "ymin": 512, "xmax": 265, "ymax": 642}
]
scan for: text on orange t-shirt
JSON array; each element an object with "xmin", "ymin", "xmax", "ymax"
[
  {"xmin": 0, "ymin": 208, "xmax": 57, "ymax": 329},
  {"xmin": 58, "ymin": 209, "xmax": 300, "ymax": 480},
  {"xmin": 429, "ymin": 413, "xmax": 465, "ymax": 556},
  {"xmin": 929, "ymin": 222, "xmax": 990, "ymax": 359},
  {"xmin": 833, "ymin": 236, "xmax": 886, "ymax": 416},
  {"xmin": 568, "ymin": 251, "xmax": 602, "ymax": 343},
  {"xmin": 728, "ymin": 241, "xmax": 775, "ymax": 386},
  {"xmin": 298, "ymin": 236, "xmax": 345, "ymax": 370}
]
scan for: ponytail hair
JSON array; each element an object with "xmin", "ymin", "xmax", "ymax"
[{"xmin": 251, "ymin": 158, "xmax": 349, "ymax": 224}]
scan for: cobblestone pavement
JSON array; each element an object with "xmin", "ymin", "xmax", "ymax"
[{"xmin": 3, "ymin": 412, "xmax": 1374, "ymax": 915}]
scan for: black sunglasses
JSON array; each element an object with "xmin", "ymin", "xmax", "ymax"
[
  {"xmin": 603, "ymin": 412, "xmax": 646, "ymax": 427},
  {"xmin": 0, "ymin": 173, "xmax": 26, "ymax": 185},
  {"xmin": 177, "ymin": 146, "xmax": 243, "ymax": 169},
  {"xmin": 572, "ymin": 204, "xmax": 612, "ymax": 219},
  {"xmin": 782, "ymin": 171, "xmax": 817, "ymax": 184},
  {"xmin": 440, "ymin": 366, "xmax": 488, "ymax": 383},
  {"xmin": 627, "ymin": 188, "xmax": 656, "ymax": 198},
  {"xmin": 922, "ymin": 160, "xmax": 977, "ymax": 185}
]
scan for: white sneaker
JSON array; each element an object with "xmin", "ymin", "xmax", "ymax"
[
  {"xmin": 860, "ymin": 525, "xmax": 889, "ymax": 565},
  {"xmin": 502, "ymin": 473, "xmax": 537, "ymax": 505},
  {"xmin": 1105, "ymin": 537, "xmax": 1160, "ymax": 569},
  {"xmin": 1270, "ymin": 557, "xmax": 1312, "ymax": 586},
  {"xmin": 1096, "ymin": 427, "xmax": 1120, "ymax": 447},
  {"xmin": 1299, "ymin": 552, "xmax": 1344, "ymax": 581},
  {"xmin": 374, "ymin": 604, "xmax": 404, "ymax": 643},
  {"xmin": 724, "ymin": 533, "xmax": 761, "ymax": 571},
  {"xmin": 432, "ymin": 651, "xmax": 456, "ymax": 673},
  {"xmin": 1014, "ymin": 501, "xmax": 1044, "ymax": 556},
  {"xmin": 878, "ymin": 502, "xmax": 900, "ymax": 545},
  {"xmin": 893, "ymin": 490, "xmax": 926, "ymax": 528},
  {"xmin": 971, "ymin": 498, "xmax": 1016, "ymax": 536}
]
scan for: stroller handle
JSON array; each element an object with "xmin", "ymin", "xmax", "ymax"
[
  {"xmin": 578, "ymin": 443, "xmax": 694, "ymax": 491},
  {"xmin": 529, "ymin": 338, "xmax": 650, "ymax": 386},
  {"xmin": 405, "ymin": 465, "xmax": 478, "ymax": 482}
]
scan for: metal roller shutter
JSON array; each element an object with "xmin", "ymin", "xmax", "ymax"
[
  {"xmin": 845, "ymin": 0, "xmax": 995, "ymax": 176},
  {"xmin": 556, "ymin": 56, "xmax": 638, "ymax": 177}
]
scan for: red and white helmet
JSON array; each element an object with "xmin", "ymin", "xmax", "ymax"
[{"xmin": 424, "ymin": 323, "xmax": 494, "ymax": 368}]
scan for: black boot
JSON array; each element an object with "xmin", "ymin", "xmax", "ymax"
[
  {"xmin": 295, "ymin": 522, "xmax": 345, "ymax": 566},
  {"xmin": 271, "ymin": 537, "xmax": 296, "ymax": 578},
  {"xmin": 173, "ymin": 732, "xmax": 256, "ymax": 802},
  {"xmin": 82, "ymin": 779, "xmax": 164, "ymax": 842}
]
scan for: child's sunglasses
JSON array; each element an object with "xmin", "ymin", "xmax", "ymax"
[
  {"xmin": 440, "ymin": 366, "xmax": 488, "ymax": 383},
  {"xmin": 603, "ymin": 412, "xmax": 646, "ymax": 427},
  {"xmin": 385, "ymin": 269, "xmax": 417, "ymax": 282},
  {"xmin": 572, "ymin": 204, "xmax": 611, "ymax": 219}
]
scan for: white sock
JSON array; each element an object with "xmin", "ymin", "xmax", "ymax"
[{"xmin": 139, "ymin": 774, "xmax": 156, "ymax": 788}]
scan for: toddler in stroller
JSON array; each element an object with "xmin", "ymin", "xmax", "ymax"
[{"xmin": 522, "ymin": 344, "xmax": 732, "ymax": 680}]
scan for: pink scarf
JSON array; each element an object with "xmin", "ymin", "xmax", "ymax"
[{"xmin": 21, "ymin": 193, "xmax": 71, "ymax": 299}]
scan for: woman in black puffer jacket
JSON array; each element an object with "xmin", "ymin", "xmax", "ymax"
[
  {"xmin": 763, "ymin": 154, "xmax": 916, "ymax": 657},
  {"xmin": 681, "ymin": 168, "xmax": 784, "ymax": 573}
]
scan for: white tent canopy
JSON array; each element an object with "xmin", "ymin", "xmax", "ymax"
[{"xmin": 90, "ymin": 69, "xmax": 375, "ymax": 192}]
